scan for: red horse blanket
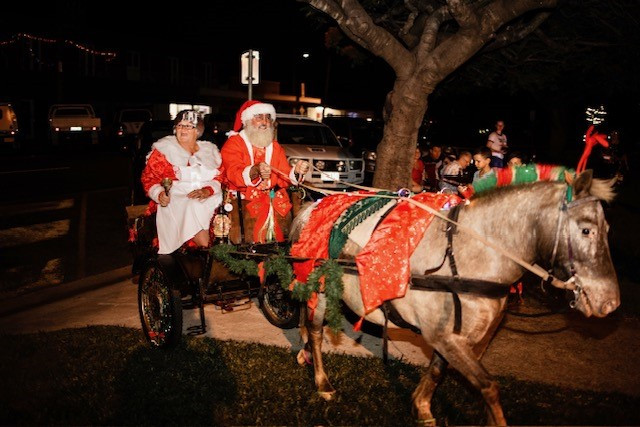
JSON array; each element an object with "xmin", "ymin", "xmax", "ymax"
[{"xmin": 291, "ymin": 191, "xmax": 461, "ymax": 314}]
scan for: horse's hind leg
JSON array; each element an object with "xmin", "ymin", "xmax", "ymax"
[
  {"xmin": 296, "ymin": 294, "xmax": 335, "ymax": 400},
  {"xmin": 412, "ymin": 351, "xmax": 448, "ymax": 425}
]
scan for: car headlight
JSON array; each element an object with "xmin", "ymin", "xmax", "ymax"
[
  {"xmin": 364, "ymin": 151, "xmax": 377, "ymax": 161},
  {"xmin": 288, "ymin": 157, "xmax": 301, "ymax": 167},
  {"xmin": 314, "ymin": 160, "xmax": 325, "ymax": 170},
  {"xmin": 337, "ymin": 161, "xmax": 345, "ymax": 172}
]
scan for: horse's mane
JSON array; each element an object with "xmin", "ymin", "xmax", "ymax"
[{"xmin": 471, "ymin": 163, "xmax": 616, "ymax": 203}]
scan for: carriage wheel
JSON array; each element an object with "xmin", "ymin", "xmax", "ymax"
[
  {"xmin": 138, "ymin": 263, "xmax": 183, "ymax": 348},
  {"xmin": 260, "ymin": 277, "xmax": 300, "ymax": 329}
]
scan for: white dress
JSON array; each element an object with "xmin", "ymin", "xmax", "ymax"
[{"xmin": 145, "ymin": 136, "xmax": 223, "ymax": 254}]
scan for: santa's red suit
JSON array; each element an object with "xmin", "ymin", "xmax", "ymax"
[
  {"xmin": 221, "ymin": 130, "xmax": 300, "ymax": 243},
  {"xmin": 141, "ymin": 135, "xmax": 223, "ymax": 254}
]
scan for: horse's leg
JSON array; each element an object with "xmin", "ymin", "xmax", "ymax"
[
  {"xmin": 296, "ymin": 293, "xmax": 335, "ymax": 400},
  {"xmin": 439, "ymin": 340, "xmax": 506, "ymax": 426},
  {"xmin": 412, "ymin": 350, "xmax": 448, "ymax": 424}
]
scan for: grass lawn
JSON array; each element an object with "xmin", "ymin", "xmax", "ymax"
[{"xmin": 1, "ymin": 325, "xmax": 639, "ymax": 426}]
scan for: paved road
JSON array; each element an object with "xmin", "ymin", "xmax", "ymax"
[{"xmin": 1, "ymin": 276, "xmax": 639, "ymax": 398}]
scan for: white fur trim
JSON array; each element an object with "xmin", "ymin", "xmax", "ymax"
[
  {"xmin": 241, "ymin": 102, "xmax": 276, "ymax": 124},
  {"xmin": 242, "ymin": 165, "xmax": 260, "ymax": 187},
  {"xmin": 151, "ymin": 136, "xmax": 222, "ymax": 171},
  {"xmin": 148, "ymin": 184, "xmax": 164, "ymax": 203}
]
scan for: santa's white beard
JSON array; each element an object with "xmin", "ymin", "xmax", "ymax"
[{"xmin": 245, "ymin": 123, "xmax": 274, "ymax": 148}]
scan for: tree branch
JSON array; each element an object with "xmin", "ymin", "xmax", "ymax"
[
  {"xmin": 415, "ymin": 5, "xmax": 451, "ymax": 57},
  {"xmin": 483, "ymin": 11, "xmax": 552, "ymax": 53},
  {"xmin": 300, "ymin": 0, "xmax": 414, "ymax": 77},
  {"xmin": 446, "ymin": 0, "xmax": 480, "ymax": 29}
]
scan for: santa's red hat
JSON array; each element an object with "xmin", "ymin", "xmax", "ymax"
[{"xmin": 233, "ymin": 100, "xmax": 276, "ymax": 132}]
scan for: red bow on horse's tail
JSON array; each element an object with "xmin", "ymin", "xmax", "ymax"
[{"xmin": 577, "ymin": 125, "xmax": 609, "ymax": 174}]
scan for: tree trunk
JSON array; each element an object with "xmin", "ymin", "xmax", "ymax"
[{"xmin": 373, "ymin": 75, "xmax": 429, "ymax": 190}]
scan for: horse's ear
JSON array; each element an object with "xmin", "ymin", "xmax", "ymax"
[{"xmin": 573, "ymin": 169, "xmax": 593, "ymax": 198}]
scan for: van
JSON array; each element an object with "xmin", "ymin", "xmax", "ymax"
[{"xmin": 0, "ymin": 103, "xmax": 19, "ymax": 149}]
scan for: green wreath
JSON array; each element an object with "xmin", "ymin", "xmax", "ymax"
[{"xmin": 210, "ymin": 245, "xmax": 345, "ymax": 332}]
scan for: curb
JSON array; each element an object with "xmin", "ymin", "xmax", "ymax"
[{"xmin": 0, "ymin": 265, "xmax": 134, "ymax": 318}]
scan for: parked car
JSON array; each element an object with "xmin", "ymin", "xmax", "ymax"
[
  {"xmin": 112, "ymin": 108, "xmax": 152, "ymax": 151},
  {"xmin": 48, "ymin": 104, "xmax": 101, "ymax": 145},
  {"xmin": 0, "ymin": 102, "xmax": 19, "ymax": 150},
  {"xmin": 322, "ymin": 116, "xmax": 382, "ymax": 183},
  {"xmin": 276, "ymin": 114, "xmax": 365, "ymax": 189}
]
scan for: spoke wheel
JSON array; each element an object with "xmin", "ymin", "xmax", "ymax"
[
  {"xmin": 138, "ymin": 263, "xmax": 183, "ymax": 348},
  {"xmin": 260, "ymin": 278, "xmax": 300, "ymax": 329}
]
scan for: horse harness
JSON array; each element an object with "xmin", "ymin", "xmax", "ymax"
[
  {"xmin": 546, "ymin": 194, "xmax": 601, "ymax": 310},
  {"xmin": 381, "ymin": 193, "xmax": 601, "ymax": 345}
]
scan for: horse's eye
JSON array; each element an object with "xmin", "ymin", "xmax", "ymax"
[{"xmin": 582, "ymin": 228, "xmax": 591, "ymax": 235}]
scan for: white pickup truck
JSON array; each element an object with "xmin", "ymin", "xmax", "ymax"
[{"xmin": 48, "ymin": 104, "xmax": 101, "ymax": 145}]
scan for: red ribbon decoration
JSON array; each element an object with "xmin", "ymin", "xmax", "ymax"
[
  {"xmin": 244, "ymin": 187, "xmax": 292, "ymax": 243},
  {"xmin": 577, "ymin": 125, "xmax": 609, "ymax": 174}
]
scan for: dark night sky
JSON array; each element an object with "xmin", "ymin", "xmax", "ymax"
[
  {"xmin": 4, "ymin": 1, "xmax": 393, "ymax": 111},
  {"xmin": 5, "ymin": 1, "xmax": 639, "ymax": 152}
]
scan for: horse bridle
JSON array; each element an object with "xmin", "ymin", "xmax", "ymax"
[{"xmin": 547, "ymin": 192, "xmax": 601, "ymax": 309}]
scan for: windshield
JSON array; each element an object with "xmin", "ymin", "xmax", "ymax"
[
  {"xmin": 54, "ymin": 108, "xmax": 91, "ymax": 116},
  {"xmin": 277, "ymin": 123, "xmax": 342, "ymax": 147}
]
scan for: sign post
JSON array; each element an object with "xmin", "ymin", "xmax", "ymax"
[{"xmin": 241, "ymin": 50, "xmax": 260, "ymax": 100}]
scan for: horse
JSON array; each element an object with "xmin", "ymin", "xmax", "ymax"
[{"xmin": 289, "ymin": 169, "xmax": 619, "ymax": 425}]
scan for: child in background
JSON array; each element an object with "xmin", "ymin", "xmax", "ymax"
[{"xmin": 457, "ymin": 147, "xmax": 494, "ymax": 198}]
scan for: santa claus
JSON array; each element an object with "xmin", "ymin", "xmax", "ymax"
[
  {"xmin": 221, "ymin": 100, "xmax": 309, "ymax": 243},
  {"xmin": 141, "ymin": 109, "xmax": 223, "ymax": 254}
]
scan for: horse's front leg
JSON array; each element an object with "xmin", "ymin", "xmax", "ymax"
[
  {"xmin": 412, "ymin": 350, "xmax": 448, "ymax": 425},
  {"xmin": 296, "ymin": 293, "xmax": 335, "ymax": 400},
  {"xmin": 439, "ymin": 338, "xmax": 506, "ymax": 426}
]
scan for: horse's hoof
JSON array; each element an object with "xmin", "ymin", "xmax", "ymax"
[
  {"xmin": 296, "ymin": 349, "xmax": 312, "ymax": 366},
  {"xmin": 317, "ymin": 390, "xmax": 335, "ymax": 401}
]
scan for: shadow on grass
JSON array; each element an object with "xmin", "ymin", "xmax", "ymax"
[{"xmin": 1, "ymin": 325, "xmax": 639, "ymax": 425}]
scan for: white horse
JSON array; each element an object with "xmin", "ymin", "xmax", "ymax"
[{"xmin": 290, "ymin": 170, "xmax": 619, "ymax": 425}]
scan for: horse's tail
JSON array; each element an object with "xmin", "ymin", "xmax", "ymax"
[{"xmin": 289, "ymin": 201, "xmax": 316, "ymax": 243}]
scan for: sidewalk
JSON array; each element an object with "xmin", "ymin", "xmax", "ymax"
[
  {"xmin": 1, "ymin": 274, "xmax": 639, "ymax": 398},
  {"xmin": 0, "ymin": 265, "xmax": 133, "ymax": 318}
]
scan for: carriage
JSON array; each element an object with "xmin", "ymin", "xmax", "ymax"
[
  {"xmin": 128, "ymin": 187, "xmax": 306, "ymax": 349},
  {"xmin": 129, "ymin": 164, "xmax": 620, "ymax": 425}
]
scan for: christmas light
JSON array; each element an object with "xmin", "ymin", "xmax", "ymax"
[{"xmin": 0, "ymin": 32, "xmax": 117, "ymax": 62}]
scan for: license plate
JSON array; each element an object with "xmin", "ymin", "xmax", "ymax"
[
  {"xmin": 70, "ymin": 127, "xmax": 82, "ymax": 131},
  {"xmin": 321, "ymin": 171, "xmax": 340, "ymax": 182}
]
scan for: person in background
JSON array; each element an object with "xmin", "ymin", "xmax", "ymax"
[
  {"xmin": 411, "ymin": 147, "xmax": 425, "ymax": 193},
  {"xmin": 439, "ymin": 150, "xmax": 471, "ymax": 194},
  {"xmin": 422, "ymin": 143, "xmax": 443, "ymax": 191},
  {"xmin": 507, "ymin": 151, "xmax": 523, "ymax": 167},
  {"xmin": 458, "ymin": 146, "xmax": 494, "ymax": 198},
  {"xmin": 221, "ymin": 100, "xmax": 309, "ymax": 243},
  {"xmin": 486, "ymin": 120, "xmax": 508, "ymax": 168},
  {"xmin": 141, "ymin": 109, "xmax": 223, "ymax": 254}
]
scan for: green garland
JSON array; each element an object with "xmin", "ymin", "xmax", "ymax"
[
  {"xmin": 210, "ymin": 244, "xmax": 259, "ymax": 277},
  {"xmin": 291, "ymin": 260, "xmax": 344, "ymax": 333},
  {"xmin": 210, "ymin": 245, "xmax": 345, "ymax": 332}
]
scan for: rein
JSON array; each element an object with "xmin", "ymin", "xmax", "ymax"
[{"xmin": 271, "ymin": 165, "xmax": 592, "ymax": 294}]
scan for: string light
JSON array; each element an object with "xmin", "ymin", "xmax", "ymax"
[{"xmin": 0, "ymin": 32, "xmax": 117, "ymax": 62}]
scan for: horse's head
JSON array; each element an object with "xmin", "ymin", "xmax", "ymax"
[{"xmin": 553, "ymin": 170, "xmax": 619, "ymax": 317}]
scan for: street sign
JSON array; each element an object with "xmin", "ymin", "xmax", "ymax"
[{"xmin": 241, "ymin": 50, "xmax": 260, "ymax": 85}]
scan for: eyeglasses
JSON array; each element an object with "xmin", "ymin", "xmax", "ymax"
[
  {"xmin": 176, "ymin": 124, "xmax": 196, "ymax": 130},
  {"xmin": 251, "ymin": 114, "xmax": 273, "ymax": 122}
]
